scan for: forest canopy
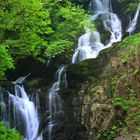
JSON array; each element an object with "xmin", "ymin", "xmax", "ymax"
[{"xmin": 0, "ymin": 0, "xmax": 90, "ymax": 80}]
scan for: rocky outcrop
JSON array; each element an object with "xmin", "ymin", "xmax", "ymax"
[
  {"xmin": 80, "ymin": 85, "xmax": 116, "ymax": 140},
  {"xmin": 67, "ymin": 35, "xmax": 140, "ymax": 140}
]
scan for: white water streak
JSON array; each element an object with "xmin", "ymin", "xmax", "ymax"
[
  {"xmin": 126, "ymin": 5, "xmax": 140, "ymax": 35},
  {"xmin": 48, "ymin": 65, "xmax": 67, "ymax": 140},
  {"xmin": 9, "ymin": 84, "xmax": 42, "ymax": 140}
]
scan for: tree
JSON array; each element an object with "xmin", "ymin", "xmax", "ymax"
[
  {"xmin": 45, "ymin": 0, "xmax": 90, "ymax": 57},
  {"xmin": 0, "ymin": 0, "xmax": 90, "ymax": 79},
  {"xmin": 0, "ymin": 122, "xmax": 23, "ymax": 140},
  {"xmin": 0, "ymin": 45, "xmax": 14, "ymax": 80},
  {"xmin": 0, "ymin": 0, "xmax": 52, "ymax": 59}
]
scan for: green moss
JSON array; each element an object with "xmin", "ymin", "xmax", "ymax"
[
  {"xmin": 112, "ymin": 97, "xmax": 130, "ymax": 112},
  {"xmin": 98, "ymin": 96, "xmax": 140, "ymax": 139},
  {"xmin": 99, "ymin": 125, "xmax": 119, "ymax": 140},
  {"xmin": 124, "ymin": 97, "xmax": 140, "ymax": 132},
  {"xmin": 118, "ymin": 33, "xmax": 140, "ymax": 49},
  {"xmin": 117, "ymin": 33, "xmax": 140, "ymax": 64}
]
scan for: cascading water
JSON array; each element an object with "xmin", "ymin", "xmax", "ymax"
[
  {"xmin": 102, "ymin": 13, "xmax": 122, "ymax": 45},
  {"xmin": 126, "ymin": 5, "xmax": 140, "ymax": 35},
  {"xmin": 91, "ymin": 0, "xmax": 122, "ymax": 45},
  {"xmin": 9, "ymin": 76, "xmax": 42, "ymax": 140},
  {"xmin": 0, "ymin": 88, "xmax": 11, "ymax": 127},
  {"xmin": 0, "ymin": 90, "xmax": 8, "ymax": 123},
  {"xmin": 91, "ymin": 0, "xmax": 112, "ymax": 14},
  {"xmin": 48, "ymin": 65, "xmax": 67, "ymax": 140},
  {"xmin": 29, "ymin": 93, "xmax": 41, "ymax": 118},
  {"xmin": 72, "ymin": 0, "xmax": 122, "ymax": 63},
  {"xmin": 72, "ymin": 31, "xmax": 105, "ymax": 63}
]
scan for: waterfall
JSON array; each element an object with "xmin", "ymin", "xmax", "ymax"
[
  {"xmin": 9, "ymin": 76, "xmax": 42, "ymax": 140},
  {"xmin": 48, "ymin": 65, "xmax": 67, "ymax": 140},
  {"xmin": 72, "ymin": 31, "xmax": 105, "ymax": 63},
  {"xmin": 0, "ymin": 91, "xmax": 7, "ymax": 123},
  {"xmin": 0, "ymin": 88, "xmax": 11, "ymax": 127},
  {"xmin": 72, "ymin": 0, "xmax": 122, "ymax": 63},
  {"xmin": 29, "ymin": 93, "xmax": 41, "ymax": 118},
  {"xmin": 91, "ymin": 0, "xmax": 112, "ymax": 14},
  {"xmin": 102, "ymin": 13, "xmax": 122, "ymax": 47},
  {"xmin": 91, "ymin": 0, "xmax": 122, "ymax": 45},
  {"xmin": 126, "ymin": 5, "xmax": 140, "ymax": 35}
]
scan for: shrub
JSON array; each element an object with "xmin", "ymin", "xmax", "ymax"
[{"xmin": 0, "ymin": 122, "xmax": 23, "ymax": 140}]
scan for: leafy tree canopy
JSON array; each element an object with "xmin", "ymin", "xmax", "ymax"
[
  {"xmin": 0, "ymin": 45, "xmax": 14, "ymax": 80},
  {"xmin": 0, "ymin": 0, "xmax": 91, "ymax": 80},
  {"xmin": 0, "ymin": 122, "xmax": 23, "ymax": 140}
]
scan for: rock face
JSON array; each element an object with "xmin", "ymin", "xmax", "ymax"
[
  {"xmin": 67, "ymin": 37, "xmax": 140, "ymax": 140},
  {"xmin": 80, "ymin": 85, "xmax": 116, "ymax": 140}
]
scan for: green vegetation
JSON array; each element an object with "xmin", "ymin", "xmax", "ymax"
[
  {"xmin": 0, "ymin": 45, "xmax": 14, "ymax": 79},
  {"xmin": 0, "ymin": 0, "xmax": 91, "ymax": 80},
  {"xmin": 45, "ymin": 1, "xmax": 92, "ymax": 57},
  {"xmin": 116, "ymin": 0, "xmax": 140, "ymax": 12},
  {"xmin": 118, "ymin": 33, "xmax": 140, "ymax": 49},
  {"xmin": 118, "ymin": 33, "xmax": 140, "ymax": 64},
  {"xmin": 100, "ymin": 96, "xmax": 140, "ymax": 139},
  {"xmin": 112, "ymin": 97, "xmax": 130, "ymax": 112},
  {"xmin": 111, "ymin": 96, "xmax": 140, "ymax": 139},
  {"xmin": 100, "ymin": 125, "xmax": 119, "ymax": 140},
  {"xmin": 0, "ymin": 122, "xmax": 23, "ymax": 140},
  {"xmin": 125, "ymin": 97, "xmax": 140, "ymax": 135}
]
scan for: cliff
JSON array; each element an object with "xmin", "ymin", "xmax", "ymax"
[{"xmin": 67, "ymin": 33, "xmax": 140, "ymax": 140}]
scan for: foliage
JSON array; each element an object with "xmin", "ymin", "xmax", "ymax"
[
  {"xmin": 127, "ymin": 97, "xmax": 140, "ymax": 119},
  {"xmin": 100, "ymin": 125, "xmax": 118, "ymax": 140},
  {"xmin": 118, "ymin": 33, "xmax": 140, "ymax": 49},
  {"xmin": 118, "ymin": 97, "xmax": 140, "ymax": 135},
  {"xmin": 118, "ymin": 33, "xmax": 140, "ymax": 64},
  {"xmin": 100, "ymin": 96, "xmax": 140, "ymax": 139},
  {"xmin": 45, "ymin": 0, "xmax": 92, "ymax": 57},
  {"xmin": 71, "ymin": 0, "xmax": 90, "ymax": 8},
  {"xmin": 0, "ymin": 0, "xmax": 52, "ymax": 59},
  {"xmin": 112, "ymin": 97, "xmax": 130, "ymax": 111},
  {"xmin": 0, "ymin": 45, "xmax": 14, "ymax": 79},
  {"xmin": 0, "ymin": 0, "xmax": 90, "ymax": 80},
  {"xmin": 0, "ymin": 122, "xmax": 23, "ymax": 140},
  {"xmin": 0, "ymin": 0, "xmax": 52, "ymax": 79}
]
